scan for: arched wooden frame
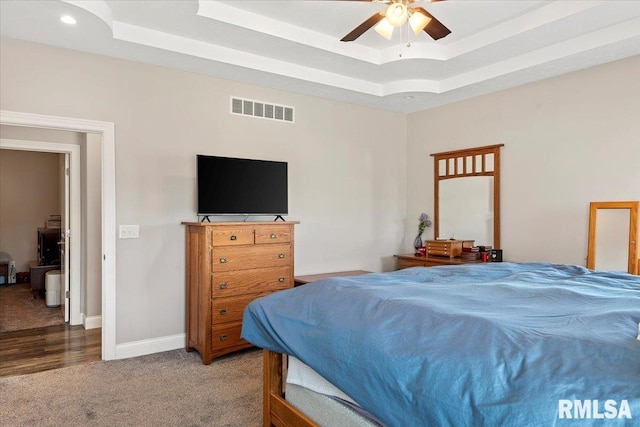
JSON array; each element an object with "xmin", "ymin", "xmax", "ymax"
[
  {"xmin": 587, "ymin": 201, "xmax": 639, "ymax": 275},
  {"xmin": 431, "ymin": 144, "xmax": 504, "ymax": 249}
]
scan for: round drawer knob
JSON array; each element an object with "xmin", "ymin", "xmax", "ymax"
[
  {"xmin": 278, "ymin": 277, "xmax": 285, "ymax": 282},
  {"xmin": 278, "ymin": 253, "xmax": 285, "ymax": 259},
  {"xmin": 219, "ymin": 258, "xmax": 227, "ymax": 263},
  {"xmin": 270, "ymin": 233, "xmax": 277, "ymax": 239}
]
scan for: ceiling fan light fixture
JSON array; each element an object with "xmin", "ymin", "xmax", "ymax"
[
  {"xmin": 408, "ymin": 9, "xmax": 432, "ymax": 35},
  {"xmin": 385, "ymin": 3, "xmax": 408, "ymax": 27},
  {"xmin": 374, "ymin": 18, "xmax": 395, "ymax": 40},
  {"xmin": 340, "ymin": 0, "xmax": 451, "ymax": 43}
]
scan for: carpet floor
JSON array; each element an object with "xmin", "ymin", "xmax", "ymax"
[
  {"xmin": 0, "ymin": 283, "xmax": 65, "ymax": 333},
  {"xmin": 0, "ymin": 347, "xmax": 263, "ymax": 426}
]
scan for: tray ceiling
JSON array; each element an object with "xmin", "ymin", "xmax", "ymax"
[{"xmin": 1, "ymin": 0, "xmax": 639, "ymax": 113}]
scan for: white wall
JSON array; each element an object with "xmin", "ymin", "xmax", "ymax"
[
  {"xmin": 407, "ymin": 55, "xmax": 640, "ymax": 265},
  {"xmin": 0, "ymin": 38, "xmax": 407, "ymax": 345}
]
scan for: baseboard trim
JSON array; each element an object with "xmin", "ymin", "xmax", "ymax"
[
  {"xmin": 115, "ymin": 333, "xmax": 186, "ymax": 360},
  {"xmin": 83, "ymin": 314, "xmax": 102, "ymax": 330}
]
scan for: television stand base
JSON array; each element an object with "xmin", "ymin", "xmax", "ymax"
[
  {"xmin": 274, "ymin": 215, "xmax": 285, "ymax": 222},
  {"xmin": 199, "ymin": 215, "xmax": 212, "ymax": 223}
]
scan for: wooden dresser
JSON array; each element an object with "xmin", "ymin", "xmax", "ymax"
[
  {"xmin": 394, "ymin": 253, "xmax": 482, "ymax": 269},
  {"xmin": 183, "ymin": 221, "xmax": 298, "ymax": 364}
]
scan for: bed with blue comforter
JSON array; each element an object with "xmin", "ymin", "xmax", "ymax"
[{"xmin": 241, "ymin": 262, "xmax": 640, "ymax": 426}]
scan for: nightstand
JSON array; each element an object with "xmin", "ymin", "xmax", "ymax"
[{"xmin": 294, "ymin": 270, "xmax": 371, "ymax": 286}]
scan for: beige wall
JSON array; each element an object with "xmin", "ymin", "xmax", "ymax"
[
  {"xmin": 4, "ymin": 35, "xmax": 636, "ymax": 349},
  {"xmin": 83, "ymin": 133, "xmax": 102, "ymax": 317},
  {"xmin": 407, "ymin": 55, "xmax": 640, "ymax": 265},
  {"xmin": 0, "ymin": 38, "xmax": 407, "ymax": 345},
  {"xmin": 0, "ymin": 149, "xmax": 60, "ymax": 271}
]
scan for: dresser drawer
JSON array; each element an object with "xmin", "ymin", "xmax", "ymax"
[
  {"xmin": 211, "ymin": 266, "xmax": 291, "ymax": 297},
  {"xmin": 255, "ymin": 225, "xmax": 292, "ymax": 244},
  {"xmin": 211, "ymin": 322, "xmax": 249, "ymax": 354},
  {"xmin": 210, "ymin": 226, "xmax": 254, "ymax": 247},
  {"xmin": 212, "ymin": 244, "xmax": 292, "ymax": 272},
  {"xmin": 212, "ymin": 293, "xmax": 269, "ymax": 324}
]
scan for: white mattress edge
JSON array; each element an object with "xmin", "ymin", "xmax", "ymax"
[{"xmin": 286, "ymin": 356, "xmax": 358, "ymax": 405}]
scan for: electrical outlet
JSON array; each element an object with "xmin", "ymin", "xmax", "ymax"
[{"xmin": 119, "ymin": 225, "xmax": 140, "ymax": 239}]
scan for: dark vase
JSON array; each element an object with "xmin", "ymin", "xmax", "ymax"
[{"xmin": 414, "ymin": 234, "xmax": 423, "ymax": 250}]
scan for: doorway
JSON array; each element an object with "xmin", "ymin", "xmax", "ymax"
[
  {"xmin": 0, "ymin": 110, "xmax": 116, "ymax": 361},
  {"xmin": 0, "ymin": 140, "xmax": 81, "ymax": 326},
  {"xmin": 0, "ymin": 148, "xmax": 67, "ymax": 333}
]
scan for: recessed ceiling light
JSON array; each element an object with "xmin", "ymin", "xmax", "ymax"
[
  {"xmin": 60, "ymin": 15, "xmax": 77, "ymax": 25},
  {"xmin": 404, "ymin": 95, "xmax": 415, "ymax": 100}
]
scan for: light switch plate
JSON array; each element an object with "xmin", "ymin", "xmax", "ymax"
[{"xmin": 119, "ymin": 225, "xmax": 139, "ymax": 239}]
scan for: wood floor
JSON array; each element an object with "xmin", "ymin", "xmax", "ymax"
[{"xmin": 0, "ymin": 324, "xmax": 102, "ymax": 377}]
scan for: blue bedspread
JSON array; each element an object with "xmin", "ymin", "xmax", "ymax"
[{"xmin": 241, "ymin": 263, "xmax": 640, "ymax": 426}]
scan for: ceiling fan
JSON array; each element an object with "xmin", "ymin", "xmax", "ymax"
[{"xmin": 340, "ymin": 0, "xmax": 451, "ymax": 42}]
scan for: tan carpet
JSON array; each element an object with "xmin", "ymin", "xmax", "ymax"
[
  {"xmin": 0, "ymin": 283, "xmax": 65, "ymax": 333},
  {"xmin": 0, "ymin": 347, "xmax": 263, "ymax": 426}
]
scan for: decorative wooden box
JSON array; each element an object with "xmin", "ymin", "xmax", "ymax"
[{"xmin": 426, "ymin": 240, "xmax": 474, "ymax": 258}]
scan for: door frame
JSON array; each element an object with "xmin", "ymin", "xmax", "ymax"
[
  {"xmin": 1, "ymin": 110, "xmax": 116, "ymax": 360},
  {"xmin": 61, "ymin": 152, "xmax": 70, "ymax": 322},
  {"xmin": 0, "ymin": 138, "xmax": 80, "ymax": 324}
]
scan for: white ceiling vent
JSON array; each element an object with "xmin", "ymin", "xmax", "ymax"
[{"xmin": 230, "ymin": 97, "xmax": 294, "ymax": 123}]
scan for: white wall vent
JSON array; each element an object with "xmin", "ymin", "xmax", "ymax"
[{"xmin": 230, "ymin": 97, "xmax": 294, "ymax": 123}]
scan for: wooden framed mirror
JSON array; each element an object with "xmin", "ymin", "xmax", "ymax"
[
  {"xmin": 587, "ymin": 201, "xmax": 639, "ymax": 275},
  {"xmin": 431, "ymin": 144, "xmax": 504, "ymax": 249}
]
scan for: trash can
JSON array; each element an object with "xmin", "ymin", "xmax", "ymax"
[{"xmin": 45, "ymin": 270, "xmax": 62, "ymax": 307}]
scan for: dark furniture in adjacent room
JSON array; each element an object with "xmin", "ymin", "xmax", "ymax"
[
  {"xmin": 29, "ymin": 227, "xmax": 62, "ymax": 298},
  {"xmin": 0, "ymin": 261, "xmax": 8, "ymax": 285},
  {"xmin": 37, "ymin": 227, "xmax": 61, "ymax": 266},
  {"xmin": 29, "ymin": 260, "xmax": 60, "ymax": 298}
]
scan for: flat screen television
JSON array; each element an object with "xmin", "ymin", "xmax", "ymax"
[{"xmin": 197, "ymin": 155, "xmax": 288, "ymax": 218}]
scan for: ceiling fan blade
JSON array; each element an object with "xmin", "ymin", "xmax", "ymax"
[
  {"xmin": 412, "ymin": 6, "xmax": 451, "ymax": 40},
  {"xmin": 341, "ymin": 12, "xmax": 385, "ymax": 42}
]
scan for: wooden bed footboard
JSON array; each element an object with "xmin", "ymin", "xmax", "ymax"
[{"xmin": 263, "ymin": 349, "xmax": 319, "ymax": 427}]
